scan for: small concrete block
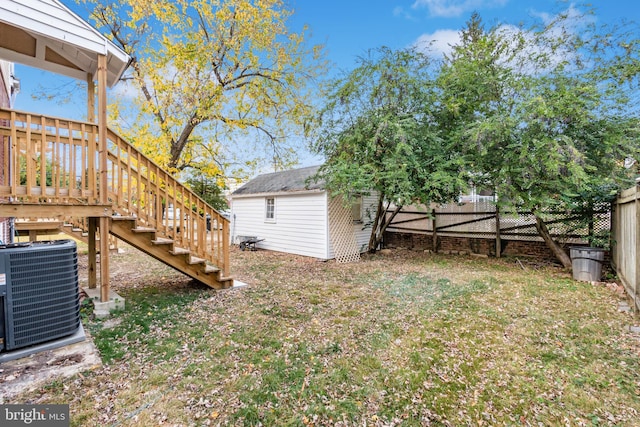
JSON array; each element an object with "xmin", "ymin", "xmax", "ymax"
[
  {"xmin": 232, "ymin": 280, "xmax": 249, "ymax": 289},
  {"xmin": 618, "ymin": 303, "xmax": 632, "ymax": 313},
  {"xmin": 629, "ymin": 325, "xmax": 640, "ymax": 334},
  {"xmin": 93, "ymin": 301, "xmax": 114, "ymax": 319},
  {"xmin": 83, "ymin": 287, "xmax": 126, "ymax": 318}
]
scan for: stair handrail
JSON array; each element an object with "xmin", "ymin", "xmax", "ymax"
[{"xmin": 104, "ymin": 126, "xmax": 230, "ymax": 275}]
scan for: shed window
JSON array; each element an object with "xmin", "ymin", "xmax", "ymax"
[{"xmin": 265, "ymin": 197, "xmax": 276, "ymax": 222}]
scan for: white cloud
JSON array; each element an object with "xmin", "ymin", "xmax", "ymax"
[
  {"xmin": 412, "ymin": 29, "xmax": 461, "ymax": 58},
  {"xmin": 110, "ymin": 76, "xmax": 141, "ymax": 100},
  {"xmin": 498, "ymin": 5, "xmax": 595, "ymax": 74},
  {"xmin": 411, "ymin": 0, "xmax": 508, "ymax": 18},
  {"xmin": 530, "ymin": 4, "xmax": 596, "ymax": 39},
  {"xmin": 393, "ymin": 6, "xmax": 416, "ymax": 20},
  {"xmin": 529, "ymin": 3, "xmax": 591, "ymax": 28},
  {"xmin": 413, "ymin": 5, "xmax": 593, "ymax": 72}
]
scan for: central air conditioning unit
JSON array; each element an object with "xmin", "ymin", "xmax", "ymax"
[{"xmin": 0, "ymin": 240, "xmax": 85, "ymax": 363}]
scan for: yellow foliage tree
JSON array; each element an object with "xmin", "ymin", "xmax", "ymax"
[{"xmin": 80, "ymin": 0, "xmax": 325, "ymax": 178}]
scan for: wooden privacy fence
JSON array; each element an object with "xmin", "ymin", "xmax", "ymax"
[
  {"xmin": 386, "ymin": 199, "xmax": 610, "ymax": 255},
  {"xmin": 612, "ymin": 185, "xmax": 640, "ymax": 312}
]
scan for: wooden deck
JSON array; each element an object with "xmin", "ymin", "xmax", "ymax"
[{"xmin": 0, "ymin": 108, "xmax": 231, "ymax": 291}]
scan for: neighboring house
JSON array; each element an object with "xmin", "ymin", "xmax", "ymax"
[
  {"xmin": 231, "ymin": 165, "xmax": 377, "ymax": 262},
  {"xmin": 0, "ymin": 60, "xmax": 17, "ymax": 244}
]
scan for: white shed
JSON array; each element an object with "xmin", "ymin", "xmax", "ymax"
[{"xmin": 230, "ymin": 165, "xmax": 378, "ymax": 261}]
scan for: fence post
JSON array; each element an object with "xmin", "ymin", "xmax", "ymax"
[
  {"xmin": 635, "ymin": 185, "xmax": 640, "ymax": 312},
  {"xmin": 495, "ymin": 205, "xmax": 501, "ymax": 258},
  {"xmin": 431, "ymin": 208, "xmax": 437, "ymax": 253},
  {"xmin": 588, "ymin": 203, "xmax": 595, "ymax": 247}
]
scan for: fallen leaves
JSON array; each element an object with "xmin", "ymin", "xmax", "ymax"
[{"xmin": 7, "ymin": 245, "xmax": 640, "ymax": 426}]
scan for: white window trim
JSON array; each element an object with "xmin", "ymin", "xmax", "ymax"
[{"xmin": 265, "ymin": 197, "xmax": 276, "ymax": 223}]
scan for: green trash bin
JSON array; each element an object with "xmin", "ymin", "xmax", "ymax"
[{"xmin": 570, "ymin": 246, "xmax": 605, "ymax": 282}]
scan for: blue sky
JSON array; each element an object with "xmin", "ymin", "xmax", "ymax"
[
  {"xmin": 11, "ymin": 0, "xmax": 640, "ymax": 169},
  {"xmin": 286, "ymin": 0, "xmax": 640, "ymax": 71},
  {"xmin": 14, "ymin": 0, "xmax": 640, "ymax": 117}
]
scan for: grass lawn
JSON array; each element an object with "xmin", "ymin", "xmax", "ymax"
[{"xmin": 12, "ymin": 245, "xmax": 640, "ymax": 426}]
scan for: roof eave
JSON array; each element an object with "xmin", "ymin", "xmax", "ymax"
[{"xmin": 231, "ymin": 188, "xmax": 326, "ymax": 199}]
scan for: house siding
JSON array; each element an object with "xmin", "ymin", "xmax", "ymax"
[{"xmin": 231, "ymin": 191, "xmax": 330, "ymax": 259}]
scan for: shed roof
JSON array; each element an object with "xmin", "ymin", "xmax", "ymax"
[
  {"xmin": 232, "ymin": 165, "xmax": 324, "ymax": 196},
  {"xmin": 0, "ymin": 0, "xmax": 130, "ymax": 87}
]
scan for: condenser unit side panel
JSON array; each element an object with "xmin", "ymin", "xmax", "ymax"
[
  {"xmin": 0, "ymin": 252, "xmax": 7, "ymax": 351},
  {"xmin": 3, "ymin": 241, "xmax": 81, "ymax": 351}
]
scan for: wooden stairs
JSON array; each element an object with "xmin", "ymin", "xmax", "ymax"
[
  {"xmin": 109, "ymin": 217, "xmax": 233, "ymax": 289},
  {"xmin": 1, "ymin": 109, "xmax": 233, "ymax": 291},
  {"xmin": 16, "ymin": 214, "xmax": 233, "ymax": 290},
  {"xmin": 59, "ymin": 220, "xmax": 117, "ymax": 251},
  {"xmin": 54, "ymin": 216, "xmax": 233, "ymax": 289}
]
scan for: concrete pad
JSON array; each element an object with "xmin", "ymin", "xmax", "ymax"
[{"xmin": 0, "ymin": 331, "xmax": 102, "ymax": 403}]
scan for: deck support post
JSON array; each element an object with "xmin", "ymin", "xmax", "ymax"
[
  {"xmin": 99, "ymin": 217, "xmax": 110, "ymax": 302},
  {"xmin": 87, "ymin": 72, "xmax": 98, "ymax": 291},
  {"xmin": 88, "ymin": 218, "xmax": 97, "ymax": 289},
  {"xmin": 97, "ymin": 54, "xmax": 110, "ymax": 303},
  {"xmin": 87, "ymin": 73, "xmax": 95, "ymax": 123}
]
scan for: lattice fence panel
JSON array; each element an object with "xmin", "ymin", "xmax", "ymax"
[{"xmin": 328, "ymin": 196, "xmax": 360, "ymax": 263}]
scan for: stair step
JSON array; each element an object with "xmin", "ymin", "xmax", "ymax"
[
  {"xmin": 188, "ymin": 256, "xmax": 206, "ymax": 265},
  {"xmin": 132, "ymin": 227, "xmax": 156, "ymax": 233},
  {"xmin": 112, "ymin": 216, "xmax": 137, "ymax": 221},
  {"xmin": 204, "ymin": 265, "xmax": 220, "ymax": 274},
  {"xmin": 218, "ymin": 277, "xmax": 235, "ymax": 289},
  {"xmin": 170, "ymin": 248, "xmax": 190, "ymax": 255},
  {"xmin": 151, "ymin": 238, "xmax": 174, "ymax": 245}
]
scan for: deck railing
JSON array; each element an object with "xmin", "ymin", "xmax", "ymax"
[
  {"xmin": 0, "ymin": 109, "xmax": 99, "ymax": 203},
  {"xmin": 0, "ymin": 108, "xmax": 229, "ymax": 275}
]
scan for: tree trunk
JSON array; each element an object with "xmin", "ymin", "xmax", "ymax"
[
  {"xmin": 534, "ymin": 213, "xmax": 572, "ymax": 269},
  {"xmin": 368, "ymin": 196, "xmax": 384, "ymax": 252},
  {"xmin": 369, "ymin": 202, "xmax": 402, "ymax": 253},
  {"xmin": 168, "ymin": 118, "xmax": 199, "ymax": 170}
]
